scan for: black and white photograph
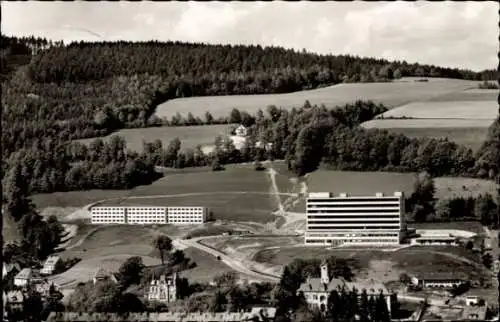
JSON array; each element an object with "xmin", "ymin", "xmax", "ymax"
[{"xmin": 1, "ymin": 1, "xmax": 499, "ymax": 321}]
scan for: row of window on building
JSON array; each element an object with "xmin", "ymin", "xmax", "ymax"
[{"xmin": 91, "ymin": 206, "xmax": 207, "ymax": 225}]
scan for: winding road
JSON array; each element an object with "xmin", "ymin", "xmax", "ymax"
[{"xmin": 176, "ymin": 237, "xmax": 280, "ymax": 283}]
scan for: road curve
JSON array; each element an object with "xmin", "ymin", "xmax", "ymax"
[{"xmin": 177, "ymin": 237, "xmax": 280, "ymax": 283}]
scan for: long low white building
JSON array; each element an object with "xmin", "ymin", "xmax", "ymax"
[{"xmin": 91, "ymin": 206, "xmax": 207, "ymax": 225}]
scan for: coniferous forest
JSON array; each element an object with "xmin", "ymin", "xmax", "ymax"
[{"xmin": 1, "ymin": 34, "xmax": 498, "ymax": 196}]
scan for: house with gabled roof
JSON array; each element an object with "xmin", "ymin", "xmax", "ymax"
[
  {"xmin": 297, "ymin": 260, "xmax": 394, "ymax": 313},
  {"xmin": 92, "ymin": 268, "xmax": 119, "ymax": 285}
]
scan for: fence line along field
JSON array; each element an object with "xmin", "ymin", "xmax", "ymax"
[
  {"xmin": 362, "ymin": 127, "xmax": 489, "ymax": 152},
  {"xmin": 74, "ymin": 124, "xmax": 232, "ymax": 153},
  {"xmin": 378, "ymin": 101, "xmax": 497, "ymax": 120},
  {"xmin": 155, "ymin": 78, "xmax": 480, "ymax": 119}
]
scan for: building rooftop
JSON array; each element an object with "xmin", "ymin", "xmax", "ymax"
[
  {"xmin": 44, "ymin": 256, "xmax": 61, "ymax": 266},
  {"xmin": 297, "ymin": 277, "xmax": 390, "ymax": 295},
  {"xmin": 415, "ymin": 235, "xmax": 457, "ymax": 241},
  {"xmin": 3, "ymin": 291, "xmax": 24, "ymax": 303},
  {"xmin": 3, "ymin": 262, "xmax": 21, "ymax": 275},
  {"xmin": 417, "ymin": 271, "xmax": 468, "ymax": 281},
  {"xmin": 421, "ymin": 304, "xmax": 487, "ymax": 321},
  {"xmin": 297, "ymin": 277, "xmax": 344, "ymax": 293},
  {"xmin": 15, "ymin": 268, "xmax": 32, "ymax": 280},
  {"xmin": 344, "ymin": 279, "xmax": 389, "ymax": 295}
]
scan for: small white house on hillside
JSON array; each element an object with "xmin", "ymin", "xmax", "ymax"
[
  {"xmin": 41, "ymin": 256, "xmax": 62, "ymax": 275},
  {"xmin": 234, "ymin": 125, "xmax": 248, "ymax": 137}
]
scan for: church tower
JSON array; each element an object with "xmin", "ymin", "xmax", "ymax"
[{"xmin": 320, "ymin": 259, "xmax": 329, "ymax": 284}]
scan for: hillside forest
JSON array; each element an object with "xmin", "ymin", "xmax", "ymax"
[{"xmin": 1, "ymin": 35, "xmax": 499, "ymax": 260}]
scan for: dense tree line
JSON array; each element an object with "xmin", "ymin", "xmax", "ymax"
[
  {"xmin": 28, "ymin": 40, "xmax": 491, "ymax": 85},
  {"xmin": 475, "ymin": 118, "xmax": 500, "ymax": 179},
  {"xmin": 2, "ymin": 161, "xmax": 65, "ymax": 261},
  {"xmin": 3, "ymin": 135, "xmax": 161, "ymax": 194}
]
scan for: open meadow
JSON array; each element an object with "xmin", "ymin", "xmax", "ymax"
[
  {"xmin": 155, "ymin": 78, "xmax": 479, "ymax": 119},
  {"xmin": 305, "ymin": 170, "xmax": 416, "ymax": 196},
  {"xmin": 433, "ymin": 177, "xmax": 499, "ymax": 200},
  {"xmin": 305, "ymin": 169, "xmax": 498, "ymax": 200},
  {"xmin": 378, "ymin": 101, "xmax": 497, "ymax": 120},
  {"xmin": 74, "ymin": 124, "xmax": 232, "ymax": 153},
  {"xmin": 251, "ymin": 245, "xmax": 487, "ymax": 283},
  {"xmin": 49, "ymin": 224, "xmax": 242, "ymax": 287},
  {"xmin": 360, "ymin": 86, "xmax": 496, "ymax": 152},
  {"xmin": 31, "ymin": 164, "xmax": 290, "ymax": 225}
]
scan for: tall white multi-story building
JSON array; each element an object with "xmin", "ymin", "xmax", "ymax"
[
  {"xmin": 305, "ymin": 192, "xmax": 405, "ymax": 246},
  {"xmin": 90, "ymin": 206, "xmax": 207, "ymax": 225}
]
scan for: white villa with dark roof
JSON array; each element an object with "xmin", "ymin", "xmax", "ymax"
[{"xmin": 297, "ymin": 260, "xmax": 394, "ymax": 313}]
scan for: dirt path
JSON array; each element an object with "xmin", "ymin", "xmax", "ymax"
[{"xmin": 266, "ymin": 166, "xmax": 307, "ymax": 233}]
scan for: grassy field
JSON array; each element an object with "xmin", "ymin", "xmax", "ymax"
[
  {"xmin": 180, "ymin": 247, "xmax": 243, "ymax": 283},
  {"xmin": 305, "ymin": 169, "xmax": 498, "ymax": 200},
  {"xmin": 75, "ymin": 124, "xmax": 232, "ymax": 153},
  {"xmin": 50, "ymin": 224, "xmax": 240, "ymax": 286},
  {"xmin": 32, "ymin": 190, "xmax": 129, "ymax": 209},
  {"xmin": 253, "ymin": 246, "xmax": 482, "ymax": 279},
  {"xmin": 31, "ymin": 164, "xmax": 273, "ymax": 207},
  {"xmin": 306, "ymin": 170, "xmax": 416, "ymax": 196},
  {"xmin": 433, "ymin": 177, "xmax": 499, "ymax": 200},
  {"xmin": 365, "ymin": 127, "xmax": 489, "ymax": 152},
  {"xmin": 86, "ymin": 165, "xmax": 279, "ymax": 223},
  {"xmin": 155, "ymin": 78, "xmax": 479, "ymax": 119},
  {"xmin": 107, "ymin": 193, "xmax": 276, "ymax": 223},
  {"xmin": 379, "ymin": 101, "xmax": 497, "ymax": 120},
  {"xmin": 426, "ymin": 88, "xmax": 498, "ymax": 102},
  {"xmin": 202, "ymin": 236, "xmax": 303, "ymax": 252}
]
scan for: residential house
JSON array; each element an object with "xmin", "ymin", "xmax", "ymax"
[
  {"xmin": 411, "ymin": 272, "xmax": 468, "ymax": 289},
  {"xmin": 14, "ymin": 268, "xmax": 33, "ymax": 287},
  {"xmin": 234, "ymin": 124, "xmax": 248, "ymax": 137},
  {"xmin": 92, "ymin": 268, "xmax": 119, "ymax": 285},
  {"xmin": 2, "ymin": 262, "xmax": 21, "ymax": 279},
  {"xmin": 35, "ymin": 280, "xmax": 60, "ymax": 299},
  {"xmin": 148, "ymin": 273, "xmax": 178, "ymax": 303},
  {"xmin": 3, "ymin": 291, "xmax": 24, "ymax": 311},
  {"xmin": 41, "ymin": 256, "xmax": 62, "ymax": 275},
  {"xmin": 296, "ymin": 260, "xmax": 394, "ymax": 313}
]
